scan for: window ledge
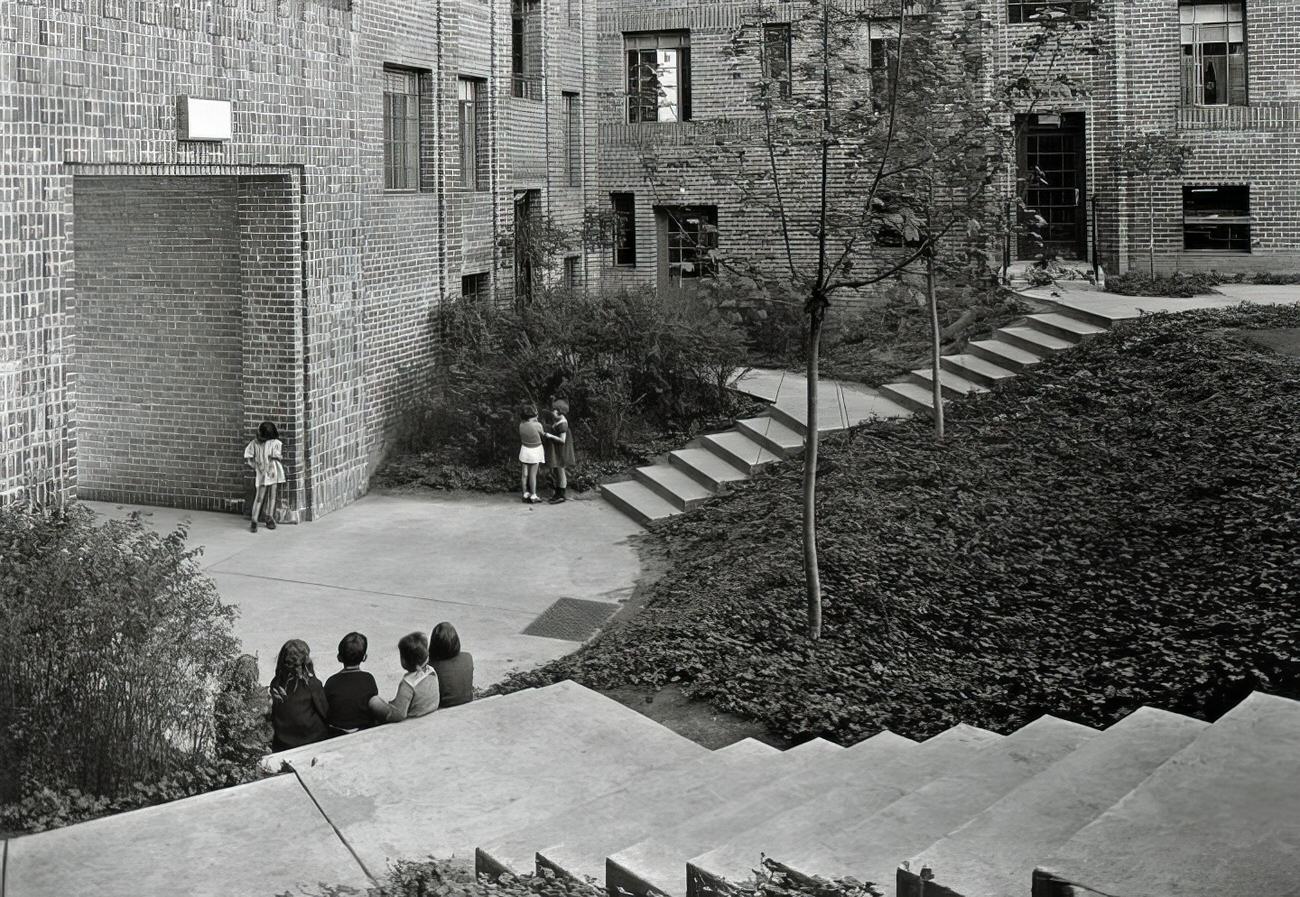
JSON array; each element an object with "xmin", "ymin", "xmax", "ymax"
[{"xmin": 1179, "ymin": 103, "xmax": 1300, "ymax": 131}]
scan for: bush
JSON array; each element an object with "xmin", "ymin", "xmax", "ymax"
[
  {"xmin": 386, "ymin": 287, "xmax": 749, "ymax": 477},
  {"xmin": 1106, "ymin": 272, "xmax": 1221, "ymax": 298},
  {"xmin": 0, "ymin": 504, "xmax": 262, "ymax": 830}
]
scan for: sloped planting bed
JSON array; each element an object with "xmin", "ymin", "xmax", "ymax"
[{"xmin": 492, "ymin": 304, "xmax": 1300, "ymax": 743}]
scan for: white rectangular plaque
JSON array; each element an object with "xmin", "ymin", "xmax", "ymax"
[{"xmin": 177, "ymin": 96, "xmax": 232, "ymax": 141}]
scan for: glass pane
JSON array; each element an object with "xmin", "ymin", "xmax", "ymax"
[
  {"xmin": 1228, "ymin": 49, "xmax": 1246, "ymax": 105},
  {"xmin": 1202, "ymin": 55, "xmax": 1225, "ymax": 104}
]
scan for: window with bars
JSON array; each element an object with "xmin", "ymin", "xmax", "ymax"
[
  {"xmin": 458, "ymin": 78, "xmax": 486, "ymax": 190},
  {"xmin": 625, "ymin": 32, "xmax": 691, "ymax": 123},
  {"xmin": 563, "ymin": 93, "xmax": 582, "ymax": 187},
  {"xmin": 761, "ymin": 24, "xmax": 791, "ymax": 97},
  {"xmin": 512, "ymin": 0, "xmax": 542, "ymax": 99},
  {"xmin": 1181, "ymin": 2, "xmax": 1247, "ymax": 106},
  {"xmin": 1007, "ymin": 1, "xmax": 1089, "ymax": 24},
  {"xmin": 611, "ymin": 192, "xmax": 636, "ymax": 267},
  {"xmin": 461, "ymin": 272, "xmax": 490, "ymax": 301},
  {"xmin": 383, "ymin": 67, "xmax": 423, "ymax": 191},
  {"xmin": 660, "ymin": 206, "xmax": 718, "ymax": 285},
  {"xmin": 1184, "ymin": 185, "xmax": 1250, "ymax": 252}
]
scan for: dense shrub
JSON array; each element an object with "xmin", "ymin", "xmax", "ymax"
[
  {"xmin": 0, "ymin": 504, "xmax": 263, "ymax": 831},
  {"xmin": 490, "ymin": 304, "xmax": 1300, "ymax": 743},
  {"xmin": 1106, "ymin": 270, "xmax": 1300, "ymax": 298},
  {"xmin": 383, "ymin": 288, "xmax": 749, "ymax": 482}
]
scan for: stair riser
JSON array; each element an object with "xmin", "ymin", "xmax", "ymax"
[
  {"xmin": 879, "ymin": 385, "xmax": 937, "ymax": 418},
  {"xmin": 967, "ymin": 342, "xmax": 1043, "ymax": 372},
  {"xmin": 736, "ymin": 420, "xmax": 805, "ymax": 460},
  {"xmin": 608, "ymin": 858, "xmax": 672, "ymax": 897},
  {"xmin": 687, "ymin": 863, "xmax": 744, "ymax": 897},
  {"xmin": 767, "ymin": 403, "xmax": 809, "ymax": 435},
  {"xmin": 474, "ymin": 847, "xmax": 515, "ymax": 883},
  {"xmin": 668, "ymin": 453, "xmax": 742, "ymax": 492},
  {"xmin": 897, "ymin": 870, "xmax": 964, "ymax": 897},
  {"xmin": 906, "ymin": 373, "xmax": 982, "ymax": 401},
  {"xmin": 939, "ymin": 357, "xmax": 1013, "ymax": 389},
  {"xmin": 703, "ymin": 438, "xmax": 778, "ymax": 476},
  {"xmin": 996, "ymin": 329, "xmax": 1074, "ymax": 356},
  {"xmin": 1041, "ymin": 299, "xmax": 1115, "ymax": 329},
  {"xmin": 600, "ymin": 486, "xmax": 669, "ymax": 526},
  {"xmin": 631, "ymin": 468, "xmax": 712, "ymax": 511},
  {"xmin": 1026, "ymin": 317, "xmax": 1104, "ymax": 343}
]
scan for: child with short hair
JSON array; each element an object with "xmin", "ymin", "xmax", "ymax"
[
  {"xmin": 368, "ymin": 632, "xmax": 441, "ymax": 723},
  {"xmin": 324, "ymin": 632, "xmax": 379, "ymax": 735},
  {"xmin": 518, "ymin": 404, "xmax": 546, "ymax": 504},
  {"xmin": 244, "ymin": 420, "xmax": 285, "ymax": 533},
  {"xmin": 269, "ymin": 639, "xmax": 329, "ymax": 752},
  {"xmin": 544, "ymin": 397, "xmax": 576, "ymax": 503},
  {"xmin": 429, "ymin": 621, "xmax": 474, "ymax": 709}
]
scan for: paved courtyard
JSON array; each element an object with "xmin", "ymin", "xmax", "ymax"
[{"xmin": 88, "ymin": 490, "xmax": 643, "ymax": 697}]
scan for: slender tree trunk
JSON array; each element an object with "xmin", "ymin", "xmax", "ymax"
[
  {"xmin": 1148, "ymin": 182, "xmax": 1156, "ymax": 279},
  {"xmin": 927, "ymin": 243, "xmax": 944, "ymax": 441},
  {"xmin": 803, "ymin": 307, "xmax": 823, "ymax": 641}
]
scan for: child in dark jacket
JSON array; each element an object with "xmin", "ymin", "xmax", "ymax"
[
  {"xmin": 269, "ymin": 639, "xmax": 329, "ymax": 751},
  {"xmin": 324, "ymin": 632, "xmax": 379, "ymax": 735}
]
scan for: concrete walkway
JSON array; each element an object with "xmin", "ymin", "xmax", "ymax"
[
  {"xmin": 1017, "ymin": 279, "xmax": 1300, "ymax": 319},
  {"xmin": 89, "ymin": 489, "xmax": 643, "ymax": 696}
]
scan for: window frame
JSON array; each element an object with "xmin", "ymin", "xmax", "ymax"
[
  {"xmin": 461, "ymin": 272, "xmax": 490, "ymax": 302},
  {"xmin": 563, "ymin": 255, "xmax": 581, "ymax": 290},
  {"xmin": 382, "ymin": 66, "xmax": 423, "ymax": 192},
  {"xmin": 761, "ymin": 23, "xmax": 792, "ymax": 98},
  {"xmin": 563, "ymin": 92, "xmax": 582, "ymax": 187},
  {"xmin": 624, "ymin": 31, "xmax": 692, "ymax": 123},
  {"xmin": 660, "ymin": 205, "xmax": 719, "ymax": 285},
  {"xmin": 1180, "ymin": 1, "xmax": 1248, "ymax": 107},
  {"xmin": 458, "ymin": 77, "xmax": 487, "ymax": 191},
  {"xmin": 611, "ymin": 192, "xmax": 637, "ymax": 267},
  {"xmin": 1183, "ymin": 184, "xmax": 1251, "ymax": 252},
  {"xmin": 512, "ymin": 0, "xmax": 543, "ymax": 100},
  {"xmin": 1007, "ymin": 1, "xmax": 1090, "ymax": 24}
]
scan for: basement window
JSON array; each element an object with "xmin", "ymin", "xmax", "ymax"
[{"xmin": 1183, "ymin": 185, "xmax": 1250, "ymax": 252}]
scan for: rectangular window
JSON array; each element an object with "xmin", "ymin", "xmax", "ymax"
[
  {"xmin": 458, "ymin": 78, "xmax": 486, "ymax": 190},
  {"xmin": 564, "ymin": 256, "xmax": 580, "ymax": 289},
  {"xmin": 512, "ymin": 0, "xmax": 542, "ymax": 99},
  {"xmin": 567, "ymin": 0, "xmax": 578, "ymax": 28},
  {"xmin": 1007, "ymin": 1, "xmax": 1089, "ymax": 24},
  {"xmin": 868, "ymin": 31, "xmax": 897, "ymax": 111},
  {"xmin": 461, "ymin": 272, "xmax": 490, "ymax": 301},
  {"xmin": 625, "ymin": 31, "xmax": 691, "ymax": 123},
  {"xmin": 383, "ymin": 67, "xmax": 422, "ymax": 191},
  {"xmin": 762, "ymin": 24, "xmax": 791, "ymax": 98},
  {"xmin": 563, "ymin": 92, "xmax": 582, "ymax": 187},
  {"xmin": 1181, "ymin": 2, "xmax": 1247, "ymax": 107},
  {"xmin": 611, "ymin": 192, "xmax": 637, "ymax": 267},
  {"xmin": 1184, "ymin": 185, "xmax": 1250, "ymax": 252},
  {"xmin": 661, "ymin": 206, "xmax": 718, "ymax": 284}
]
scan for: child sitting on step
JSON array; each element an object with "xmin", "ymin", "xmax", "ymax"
[
  {"xmin": 368, "ymin": 632, "xmax": 441, "ymax": 723},
  {"xmin": 324, "ymin": 632, "xmax": 379, "ymax": 736}
]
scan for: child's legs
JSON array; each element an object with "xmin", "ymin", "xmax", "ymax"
[
  {"xmin": 263, "ymin": 483, "xmax": 277, "ymax": 520},
  {"xmin": 527, "ymin": 463, "xmax": 538, "ymax": 494},
  {"xmin": 557, "ymin": 467, "xmax": 567, "ymax": 489},
  {"xmin": 520, "ymin": 464, "xmax": 529, "ymax": 495},
  {"xmin": 251, "ymin": 485, "xmax": 267, "ymax": 521}
]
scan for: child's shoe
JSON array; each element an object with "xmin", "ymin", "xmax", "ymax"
[
  {"xmin": 529, "ymin": 494, "xmax": 543, "ymax": 503},
  {"xmin": 249, "ymin": 520, "xmax": 258, "ymax": 533},
  {"xmin": 548, "ymin": 488, "xmax": 567, "ymax": 504},
  {"xmin": 522, "ymin": 493, "xmax": 532, "ymax": 503},
  {"xmin": 265, "ymin": 518, "xmax": 278, "ymax": 530}
]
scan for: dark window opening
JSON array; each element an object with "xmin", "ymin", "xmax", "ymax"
[
  {"xmin": 458, "ymin": 78, "xmax": 486, "ymax": 190},
  {"xmin": 383, "ymin": 67, "xmax": 423, "ymax": 190},
  {"xmin": 625, "ymin": 31, "xmax": 691, "ymax": 123},
  {"xmin": 461, "ymin": 272, "xmax": 489, "ymax": 301},
  {"xmin": 868, "ymin": 34, "xmax": 897, "ymax": 112},
  {"xmin": 564, "ymin": 256, "xmax": 580, "ymax": 289},
  {"xmin": 514, "ymin": 190, "xmax": 542, "ymax": 301},
  {"xmin": 611, "ymin": 192, "xmax": 637, "ymax": 266},
  {"xmin": 762, "ymin": 24, "xmax": 792, "ymax": 97},
  {"xmin": 1183, "ymin": 185, "xmax": 1250, "ymax": 252},
  {"xmin": 563, "ymin": 93, "xmax": 582, "ymax": 187},
  {"xmin": 512, "ymin": 0, "xmax": 542, "ymax": 99},
  {"xmin": 661, "ymin": 205, "xmax": 718, "ymax": 285}
]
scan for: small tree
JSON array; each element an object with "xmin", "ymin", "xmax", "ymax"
[{"xmin": 1119, "ymin": 133, "xmax": 1193, "ymax": 278}]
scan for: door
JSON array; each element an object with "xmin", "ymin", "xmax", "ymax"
[{"xmin": 1018, "ymin": 112, "xmax": 1087, "ymax": 260}]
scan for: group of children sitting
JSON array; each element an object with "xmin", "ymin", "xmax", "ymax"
[{"xmin": 268, "ymin": 622, "xmax": 474, "ymax": 752}]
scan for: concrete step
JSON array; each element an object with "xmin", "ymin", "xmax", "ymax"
[
  {"xmin": 4, "ymin": 772, "xmax": 372, "ymax": 897},
  {"xmin": 1024, "ymin": 312, "xmax": 1108, "ymax": 342},
  {"xmin": 768, "ymin": 392, "xmax": 912, "ymax": 434},
  {"xmin": 476, "ymin": 735, "xmax": 787, "ymax": 881},
  {"xmin": 966, "ymin": 338, "xmax": 1046, "ymax": 373},
  {"xmin": 899, "ymin": 707, "xmax": 1208, "ymax": 897},
  {"xmin": 288, "ymin": 681, "xmax": 709, "ymax": 873},
  {"xmin": 939, "ymin": 353, "xmax": 1019, "ymax": 389},
  {"xmin": 878, "ymin": 380, "xmax": 939, "ymax": 417},
  {"xmin": 995, "ymin": 325, "xmax": 1077, "ymax": 356},
  {"xmin": 668, "ymin": 447, "xmax": 752, "ymax": 492},
  {"xmin": 735, "ymin": 415, "xmax": 806, "ymax": 459},
  {"xmin": 605, "ymin": 731, "xmax": 921, "ymax": 897},
  {"xmin": 632, "ymin": 463, "xmax": 718, "ymax": 511},
  {"xmin": 701, "ymin": 430, "xmax": 783, "ymax": 475},
  {"xmin": 600, "ymin": 479, "xmax": 683, "ymax": 525},
  {"xmin": 1033, "ymin": 692, "xmax": 1300, "ymax": 897},
  {"xmin": 771, "ymin": 715, "xmax": 1099, "ymax": 891},
  {"xmin": 1040, "ymin": 297, "xmax": 1117, "ymax": 329},
  {"xmin": 907, "ymin": 367, "xmax": 990, "ymax": 400},
  {"xmin": 688, "ymin": 724, "xmax": 1005, "ymax": 897}
]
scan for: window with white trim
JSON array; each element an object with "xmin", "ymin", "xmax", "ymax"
[
  {"xmin": 1180, "ymin": 2, "xmax": 1247, "ymax": 107},
  {"xmin": 458, "ymin": 78, "xmax": 486, "ymax": 190},
  {"xmin": 625, "ymin": 31, "xmax": 691, "ymax": 123}
]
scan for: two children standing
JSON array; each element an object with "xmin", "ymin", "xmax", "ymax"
[{"xmin": 518, "ymin": 398, "xmax": 576, "ymax": 504}]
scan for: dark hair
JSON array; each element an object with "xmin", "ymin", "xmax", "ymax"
[
  {"xmin": 258, "ymin": 420, "xmax": 279, "ymax": 441},
  {"xmin": 519, "ymin": 404, "xmax": 537, "ymax": 421},
  {"xmin": 274, "ymin": 639, "xmax": 315, "ymax": 691},
  {"xmin": 397, "ymin": 631, "xmax": 429, "ymax": 672},
  {"xmin": 337, "ymin": 632, "xmax": 368, "ymax": 666},
  {"xmin": 429, "ymin": 622, "xmax": 461, "ymax": 662},
  {"xmin": 552, "ymin": 398, "xmax": 570, "ymax": 415}
]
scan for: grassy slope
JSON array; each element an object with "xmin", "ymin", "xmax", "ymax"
[{"xmin": 493, "ymin": 304, "xmax": 1300, "ymax": 742}]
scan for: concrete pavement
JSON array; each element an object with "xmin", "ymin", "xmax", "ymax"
[{"xmin": 87, "ymin": 488, "xmax": 643, "ymax": 697}]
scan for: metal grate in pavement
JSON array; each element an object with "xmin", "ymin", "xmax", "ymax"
[{"xmin": 522, "ymin": 597, "xmax": 621, "ymax": 642}]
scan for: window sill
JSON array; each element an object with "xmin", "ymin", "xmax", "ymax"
[{"xmin": 1178, "ymin": 103, "xmax": 1300, "ymax": 131}]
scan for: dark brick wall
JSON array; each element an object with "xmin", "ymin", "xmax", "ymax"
[{"xmin": 73, "ymin": 176, "xmax": 246, "ymax": 510}]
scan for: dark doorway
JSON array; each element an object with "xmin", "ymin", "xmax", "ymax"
[{"xmin": 1018, "ymin": 112, "xmax": 1087, "ymax": 260}]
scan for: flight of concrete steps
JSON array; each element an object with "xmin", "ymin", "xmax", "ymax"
[
  {"xmin": 599, "ymin": 296, "xmax": 1109, "ymax": 527},
  {"xmin": 4, "ymin": 682, "xmax": 1297, "ymax": 897}
]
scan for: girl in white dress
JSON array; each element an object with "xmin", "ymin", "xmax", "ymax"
[{"xmin": 244, "ymin": 420, "xmax": 285, "ymax": 532}]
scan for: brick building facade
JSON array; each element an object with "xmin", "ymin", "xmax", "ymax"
[{"xmin": 2, "ymin": 0, "xmax": 1296, "ymax": 519}]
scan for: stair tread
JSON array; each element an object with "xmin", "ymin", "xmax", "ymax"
[
  {"xmin": 942, "ymin": 353, "xmax": 1018, "ymax": 381},
  {"xmin": 670, "ymin": 447, "xmax": 752, "ymax": 484},
  {"xmin": 601, "ymin": 479, "xmax": 683, "ymax": 523},
  {"xmin": 968, "ymin": 338, "xmax": 1045, "ymax": 365},
  {"xmin": 907, "ymin": 707, "xmax": 1208, "ymax": 897},
  {"xmin": 703, "ymin": 431, "xmax": 783, "ymax": 471},
  {"xmin": 910, "ymin": 368, "xmax": 989, "ymax": 394},
  {"xmin": 772, "ymin": 391, "xmax": 912, "ymax": 428},
  {"xmin": 284, "ymin": 682, "xmax": 707, "ymax": 871},
  {"xmin": 881, "ymin": 380, "xmax": 938, "ymax": 405},
  {"xmin": 634, "ymin": 464, "xmax": 716, "ymax": 504},
  {"xmin": 1028, "ymin": 311, "xmax": 1108, "ymax": 335},
  {"xmin": 1036, "ymin": 692, "xmax": 1300, "ymax": 897},
  {"xmin": 737, "ymin": 415, "xmax": 806, "ymax": 450},
  {"xmin": 999, "ymin": 325, "xmax": 1077, "ymax": 350},
  {"xmin": 766, "ymin": 716, "xmax": 1098, "ymax": 888}
]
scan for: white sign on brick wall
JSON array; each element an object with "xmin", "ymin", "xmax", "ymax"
[{"xmin": 177, "ymin": 96, "xmax": 232, "ymax": 142}]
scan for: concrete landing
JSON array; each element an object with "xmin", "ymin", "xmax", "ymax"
[
  {"xmin": 1033, "ymin": 692, "xmax": 1300, "ymax": 897},
  {"xmin": 3, "ymin": 774, "xmax": 371, "ymax": 897},
  {"xmin": 1021, "ymin": 280, "xmax": 1300, "ymax": 324}
]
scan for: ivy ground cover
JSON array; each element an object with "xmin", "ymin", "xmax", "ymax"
[{"xmin": 494, "ymin": 304, "xmax": 1300, "ymax": 742}]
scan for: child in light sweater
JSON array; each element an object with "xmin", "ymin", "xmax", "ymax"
[{"xmin": 368, "ymin": 632, "xmax": 441, "ymax": 723}]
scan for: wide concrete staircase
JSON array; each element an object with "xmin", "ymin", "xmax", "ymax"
[
  {"xmin": 5, "ymin": 683, "xmax": 1297, "ymax": 897},
  {"xmin": 600, "ymin": 295, "xmax": 1108, "ymax": 527}
]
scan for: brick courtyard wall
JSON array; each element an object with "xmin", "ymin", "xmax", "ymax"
[{"xmin": 73, "ymin": 176, "xmax": 246, "ymax": 510}]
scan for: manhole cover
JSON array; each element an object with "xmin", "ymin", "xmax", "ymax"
[{"xmin": 522, "ymin": 597, "xmax": 620, "ymax": 642}]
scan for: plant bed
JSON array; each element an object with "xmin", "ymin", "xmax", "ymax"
[
  {"xmin": 488, "ymin": 304, "xmax": 1300, "ymax": 744},
  {"xmin": 1106, "ymin": 270, "xmax": 1300, "ymax": 298}
]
